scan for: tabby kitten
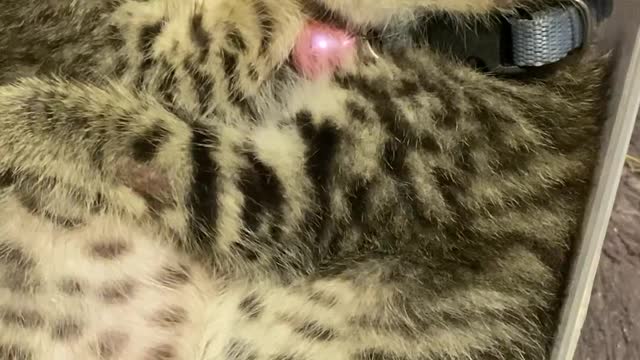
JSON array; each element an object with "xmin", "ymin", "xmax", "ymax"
[{"xmin": 0, "ymin": 0, "xmax": 607, "ymax": 359}]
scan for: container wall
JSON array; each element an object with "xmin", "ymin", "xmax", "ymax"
[{"xmin": 551, "ymin": 1, "xmax": 640, "ymax": 359}]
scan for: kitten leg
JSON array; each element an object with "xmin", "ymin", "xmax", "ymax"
[{"xmin": 0, "ymin": 78, "xmax": 199, "ymax": 235}]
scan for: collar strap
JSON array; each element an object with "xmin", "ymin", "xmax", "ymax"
[{"xmin": 424, "ymin": 0, "xmax": 612, "ymax": 74}]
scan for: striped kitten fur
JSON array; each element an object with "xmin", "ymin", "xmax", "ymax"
[{"xmin": 0, "ymin": 0, "xmax": 607, "ymax": 359}]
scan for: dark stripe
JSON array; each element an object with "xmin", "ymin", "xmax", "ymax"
[
  {"xmin": 225, "ymin": 340, "xmax": 257, "ymax": 360},
  {"xmin": 185, "ymin": 60, "xmax": 215, "ymax": 115},
  {"xmin": 157, "ymin": 264, "xmax": 191, "ymax": 288},
  {"xmin": 271, "ymin": 355, "xmax": 302, "ymax": 360},
  {"xmin": 221, "ymin": 49, "xmax": 238, "ymax": 84},
  {"xmin": 238, "ymin": 294, "xmax": 264, "ymax": 319},
  {"xmin": 17, "ymin": 191, "xmax": 82, "ymax": 229},
  {"xmin": 238, "ymin": 151, "xmax": 285, "ymax": 239},
  {"xmin": 158, "ymin": 60, "xmax": 178, "ymax": 107},
  {"xmin": 295, "ymin": 112, "xmax": 340, "ymax": 240},
  {"xmin": 138, "ymin": 21, "xmax": 164, "ymax": 56},
  {"xmin": 131, "ymin": 124, "xmax": 170, "ymax": 163},
  {"xmin": 220, "ymin": 49, "xmax": 253, "ymax": 116},
  {"xmin": 336, "ymin": 74, "xmax": 440, "ymax": 153},
  {"xmin": 253, "ymin": 0, "xmax": 274, "ymax": 55},
  {"xmin": 0, "ymin": 241, "xmax": 34, "ymax": 269},
  {"xmin": 187, "ymin": 125, "xmax": 219, "ymax": 250},
  {"xmin": 0, "ymin": 343, "xmax": 32, "ymax": 360},
  {"xmin": 225, "ymin": 23, "xmax": 247, "ymax": 52},
  {"xmin": 0, "ymin": 307, "xmax": 45, "ymax": 329},
  {"xmin": 145, "ymin": 344, "xmax": 176, "ymax": 360},
  {"xmin": 136, "ymin": 21, "xmax": 164, "ymax": 89},
  {"xmin": 191, "ymin": 13, "xmax": 211, "ymax": 63},
  {"xmin": 336, "ymin": 75, "xmax": 441, "ymax": 228},
  {"xmin": 294, "ymin": 321, "xmax": 336, "ymax": 341},
  {"xmin": 0, "ymin": 241, "xmax": 39, "ymax": 293},
  {"xmin": 346, "ymin": 180, "xmax": 370, "ymax": 228},
  {"xmin": 230, "ymin": 242, "xmax": 261, "ymax": 262}
]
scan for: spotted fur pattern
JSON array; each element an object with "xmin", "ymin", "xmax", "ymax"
[{"xmin": 0, "ymin": 0, "xmax": 607, "ymax": 359}]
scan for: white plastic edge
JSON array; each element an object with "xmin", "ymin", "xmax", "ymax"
[{"xmin": 550, "ymin": 27, "xmax": 640, "ymax": 360}]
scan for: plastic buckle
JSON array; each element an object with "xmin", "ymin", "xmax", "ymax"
[{"xmin": 572, "ymin": 0, "xmax": 596, "ymax": 47}]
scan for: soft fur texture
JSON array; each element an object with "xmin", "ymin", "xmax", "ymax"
[{"xmin": 0, "ymin": 0, "xmax": 607, "ymax": 359}]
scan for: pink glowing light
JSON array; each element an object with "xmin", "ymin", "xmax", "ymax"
[{"xmin": 292, "ymin": 21, "xmax": 357, "ymax": 79}]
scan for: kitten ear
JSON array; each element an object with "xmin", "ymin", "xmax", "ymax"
[{"xmin": 310, "ymin": 0, "xmax": 529, "ymax": 29}]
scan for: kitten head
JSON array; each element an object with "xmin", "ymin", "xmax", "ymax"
[{"xmin": 305, "ymin": 0, "xmax": 540, "ymax": 29}]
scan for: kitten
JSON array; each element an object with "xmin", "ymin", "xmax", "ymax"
[{"xmin": 0, "ymin": 1, "xmax": 607, "ymax": 359}]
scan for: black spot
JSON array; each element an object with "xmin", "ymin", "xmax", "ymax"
[
  {"xmin": 131, "ymin": 125, "xmax": 170, "ymax": 163},
  {"xmin": 94, "ymin": 331, "xmax": 129, "ymax": 359},
  {"xmin": 191, "ymin": 13, "xmax": 211, "ymax": 62},
  {"xmin": 50, "ymin": 317, "xmax": 83, "ymax": 341},
  {"xmin": 294, "ymin": 321, "xmax": 336, "ymax": 341},
  {"xmin": 90, "ymin": 240, "xmax": 130, "ymax": 260},
  {"xmin": 345, "ymin": 101, "xmax": 369, "ymax": 123},
  {"xmin": 308, "ymin": 291, "xmax": 338, "ymax": 307},
  {"xmin": 157, "ymin": 264, "xmax": 191, "ymax": 289},
  {"xmin": 0, "ymin": 307, "xmax": 45, "ymax": 329},
  {"xmin": 381, "ymin": 139, "xmax": 408, "ymax": 179},
  {"xmin": 0, "ymin": 169, "xmax": 15, "ymax": 188},
  {"xmin": 150, "ymin": 306, "xmax": 188, "ymax": 328},
  {"xmin": 396, "ymin": 79, "xmax": 420, "ymax": 97},
  {"xmin": 0, "ymin": 242, "xmax": 38, "ymax": 292},
  {"xmin": 225, "ymin": 340, "xmax": 257, "ymax": 360},
  {"xmin": 353, "ymin": 349, "xmax": 406, "ymax": 360},
  {"xmin": 186, "ymin": 125, "xmax": 219, "ymax": 251},
  {"xmin": 106, "ymin": 24, "xmax": 125, "ymax": 50},
  {"xmin": 99, "ymin": 280, "xmax": 136, "ymax": 304},
  {"xmin": 0, "ymin": 343, "xmax": 32, "ymax": 360},
  {"xmin": 231, "ymin": 242, "xmax": 261, "ymax": 262},
  {"xmin": 295, "ymin": 110, "xmax": 315, "ymax": 141},
  {"xmin": 226, "ymin": 23, "xmax": 247, "ymax": 52},
  {"xmin": 271, "ymin": 355, "xmax": 302, "ymax": 360},
  {"xmin": 238, "ymin": 294, "xmax": 264, "ymax": 319},
  {"xmin": 238, "ymin": 151, "xmax": 285, "ymax": 240},
  {"xmin": 16, "ymin": 191, "xmax": 40, "ymax": 214},
  {"xmin": 145, "ymin": 344, "xmax": 176, "ymax": 360},
  {"xmin": 253, "ymin": 0, "xmax": 274, "ymax": 55},
  {"xmin": 345, "ymin": 180, "xmax": 370, "ymax": 228},
  {"xmin": 58, "ymin": 278, "xmax": 84, "ymax": 296}
]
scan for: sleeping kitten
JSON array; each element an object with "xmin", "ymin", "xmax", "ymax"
[{"xmin": 0, "ymin": 0, "xmax": 607, "ymax": 359}]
